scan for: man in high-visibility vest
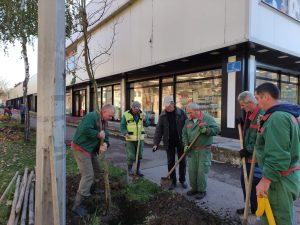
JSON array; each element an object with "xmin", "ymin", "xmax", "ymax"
[
  {"xmin": 255, "ymin": 82, "xmax": 300, "ymax": 225},
  {"xmin": 120, "ymin": 101, "xmax": 150, "ymax": 176}
]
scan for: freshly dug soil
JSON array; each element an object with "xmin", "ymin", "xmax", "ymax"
[{"xmin": 67, "ymin": 175, "xmax": 239, "ymax": 225}]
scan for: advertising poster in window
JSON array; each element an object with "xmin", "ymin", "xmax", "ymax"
[{"xmin": 262, "ymin": 0, "xmax": 300, "ymax": 21}]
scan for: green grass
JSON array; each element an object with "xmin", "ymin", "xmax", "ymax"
[
  {"xmin": 0, "ymin": 124, "xmax": 36, "ymax": 225},
  {"xmin": 0, "ymin": 121, "xmax": 163, "ymax": 224},
  {"xmin": 121, "ymin": 179, "xmax": 162, "ymax": 202}
]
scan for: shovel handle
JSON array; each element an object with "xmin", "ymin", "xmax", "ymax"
[
  {"xmin": 238, "ymin": 124, "xmax": 249, "ymax": 187},
  {"xmin": 165, "ymin": 131, "xmax": 201, "ymax": 178}
]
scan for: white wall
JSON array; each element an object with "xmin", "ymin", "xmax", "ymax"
[
  {"xmin": 68, "ymin": 0, "xmax": 248, "ymax": 84},
  {"xmin": 249, "ymin": 0, "xmax": 300, "ymax": 57}
]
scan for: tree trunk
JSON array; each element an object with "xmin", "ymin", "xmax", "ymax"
[
  {"xmin": 80, "ymin": 1, "xmax": 111, "ymax": 211},
  {"xmin": 21, "ymin": 37, "xmax": 30, "ymax": 142}
]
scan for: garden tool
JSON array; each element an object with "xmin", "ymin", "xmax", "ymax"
[
  {"xmin": 242, "ymin": 147, "xmax": 256, "ymax": 225},
  {"xmin": 160, "ymin": 131, "xmax": 201, "ymax": 189},
  {"xmin": 133, "ymin": 123, "xmax": 143, "ymax": 179},
  {"xmin": 256, "ymin": 197, "xmax": 276, "ymax": 225}
]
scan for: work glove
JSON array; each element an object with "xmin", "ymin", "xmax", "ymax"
[
  {"xmin": 235, "ymin": 117, "xmax": 244, "ymax": 127},
  {"xmin": 199, "ymin": 126, "xmax": 207, "ymax": 134},
  {"xmin": 239, "ymin": 148, "xmax": 249, "ymax": 158},
  {"xmin": 152, "ymin": 145, "xmax": 158, "ymax": 152},
  {"xmin": 184, "ymin": 145, "xmax": 189, "ymax": 154}
]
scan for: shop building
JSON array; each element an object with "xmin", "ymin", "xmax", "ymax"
[{"xmin": 7, "ymin": 0, "xmax": 300, "ymax": 138}]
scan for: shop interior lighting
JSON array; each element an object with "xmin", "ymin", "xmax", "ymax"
[
  {"xmin": 278, "ymin": 55, "xmax": 289, "ymax": 58},
  {"xmin": 210, "ymin": 51, "xmax": 220, "ymax": 55},
  {"xmin": 181, "ymin": 58, "xmax": 189, "ymax": 62},
  {"xmin": 257, "ymin": 49, "xmax": 269, "ymax": 53}
]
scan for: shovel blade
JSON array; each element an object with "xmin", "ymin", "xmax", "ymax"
[{"xmin": 160, "ymin": 177, "xmax": 172, "ymax": 189}]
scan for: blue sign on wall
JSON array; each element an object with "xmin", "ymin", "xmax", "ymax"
[{"xmin": 227, "ymin": 61, "xmax": 241, "ymax": 73}]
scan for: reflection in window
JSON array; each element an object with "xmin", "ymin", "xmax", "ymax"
[
  {"xmin": 102, "ymin": 86, "xmax": 112, "ymax": 106},
  {"xmin": 113, "ymin": 85, "xmax": 121, "ymax": 120},
  {"xmin": 281, "ymin": 75, "xmax": 298, "ymax": 104},
  {"xmin": 130, "ymin": 80, "xmax": 159, "ymax": 125},
  {"xmin": 162, "ymin": 77, "xmax": 174, "ymax": 110},
  {"xmin": 262, "ymin": 0, "xmax": 300, "ymax": 21},
  {"xmin": 66, "ymin": 92, "xmax": 72, "ymax": 115},
  {"xmin": 256, "ymin": 70, "xmax": 299, "ymax": 104},
  {"xmin": 176, "ymin": 69, "xmax": 222, "ymax": 124}
]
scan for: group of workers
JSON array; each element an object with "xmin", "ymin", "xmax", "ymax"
[{"xmin": 70, "ymin": 82, "xmax": 300, "ymax": 225}]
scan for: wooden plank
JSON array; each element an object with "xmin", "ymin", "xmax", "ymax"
[
  {"xmin": 20, "ymin": 171, "xmax": 34, "ymax": 225},
  {"xmin": 7, "ymin": 175, "xmax": 21, "ymax": 225},
  {"xmin": 36, "ymin": 0, "xmax": 66, "ymax": 223},
  {"xmin": 28, "ymin": 183, "xmax": 34, "ymax": 225},
  {"xmin": 0, "ymin": 171, "xmax": 19, "ymax": 204},
  {"xmin": 16, "ymin": 168, "xmax": 29, "ymax": 213}
]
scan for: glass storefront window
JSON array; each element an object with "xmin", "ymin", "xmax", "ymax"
[
  {"xmin": 162, "ymin": 77, "xmax": 174, "ymax": 110},
  {"xmin": 102, "ymin": 86, "xmax": 112, "ymax": 106},
  {"xmin": 176, "ymin": 69, "xmax": 222, "ymax": 124},
  {"xmin": 256, "ymin": 70, "xmax": 299, "ymax": 104},
  {"xmin": 113, "ymin": 85, "xmax": 121, "ymax": 120},
  {"xmin": 66, "ymin": 92, "xmax": 72, "ymax": 115},
  {"xmin": 96, "ymin": 88, "xmax": 102, "ymax": 108},
  {"xmin": 130, "ymin": 79, "xmax": 159, "ymax": 125},
  {"xmin": 74, "ymin": 90, "xmax": 86, "ymax": 117},
  {"xmin": 281, "ymin": 74, "xmax": 298, "ymax": 104}
]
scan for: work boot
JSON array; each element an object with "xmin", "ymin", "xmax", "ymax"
[
  {"xmin": 90, "ymin": 182, "xmax": 104, "ymax": 195},
  {"xmin": 195, "ymin": 191, "xmax": 206, "ymax": 200},
  {"xmin": 186, "ymin": 189, "xmax": 198, "ymax": 196},
  {"xmin": 136, "ymin": 160, "xmax": 144, "ymax": 177},
  {"xmin": 168, "ymin": 182, "xmax": 177, "ymax": 191},
  {"xmin": 72, "ymin": 193, "xmax": 88, "ymax": 218},
  {"xmin": 128, "ymin": 164, "xmax": 134, "ymax": 176},
  {"xmin": 180, "ymin": 181, "xmax": 188, "ymax": 189}
]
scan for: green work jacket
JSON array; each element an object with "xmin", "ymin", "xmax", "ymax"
[
  {"xmin": 72, "ymin": 111, "xmax": 109, "ymax": 154},
  {"xmin": 243, "ymin": 106, "xmax": 264, "ymax": 155},
  {"xmin": 256, "ymin": 111, "xmax": 300, "ymax": 182},
  {"xmin": 182, "ymin": 111, "xmax": 220, "ymax": 152}
]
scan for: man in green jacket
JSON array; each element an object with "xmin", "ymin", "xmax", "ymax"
[
  {"xmin": 120, "ymin": 101, "xmax": 150, "ymax": 176},
  {"xmin": 182, "ymin": 102, "xmax": 220, "ymax": 200},
  {"xmin": 71, "ymin": 104, "xmax": 115, "ymax": 217},
  {"xmin": 255, "ymin": 82, "xmax": 300, "ymax": 225},
  {"xmin": 236, "ymin": 91, "xmax": 264, "ymax": 215}
]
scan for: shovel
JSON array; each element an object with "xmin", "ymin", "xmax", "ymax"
[
  {"xmin": 160, "ymin": 131, "xmax": 201, "ymax": 188},
  {"xmin": 132, "ymin": 124, "xmax": 143, "ymax": 180}
]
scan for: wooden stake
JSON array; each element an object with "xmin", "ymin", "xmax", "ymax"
[
  {"xmin": 0, "ymin": 171, "xmax": 19, "ymax": 204},
  {"xmin": 49, "ymin": 136, "xmax": 60, "ymax": 225},
  {"xmin": 16, "ymin": 168, "xmax": 29, "ymax": 213},
  {"xmin": 28, "ymin": 183, "xmax": 34, "ymax": 225},
  {"xmin": 7, "ymin": 175, "xmax": 21, "ymax": 225},
  {"xmin": 20, "ymin": 171, "xmax": 34, "ymax": 225}
]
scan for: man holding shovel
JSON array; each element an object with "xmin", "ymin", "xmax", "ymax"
[
  {"xmin": 236, "ymin": 91, "xmax": 264, "ymax": 215},
  {"xmin": 71, "ymin": 104, "xmax": 115, "ymax": 217},
  {"xmin": 182, "ymin": 102, "xmax": 220, "ymax": 200},
  {"xmin": 153, "ymin": 96, "xmax": 188, "ymax": 190},
  {"xmin": 255, "ymin": 82, "xmax": 300, "ymax": 225},
  {"xmin": 120, "ymin": 101, "xmax": 150, "ymax": 176}
]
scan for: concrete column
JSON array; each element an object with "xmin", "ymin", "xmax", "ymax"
[
  {"xmin": 121, "ymin": 78, "xmax": 126, "ymax": 115},
  {"xmin": 227, "ymin": 56, "xmax": 237, "ymax": 129},
  {"xmin": 86, "ymin": 84, "xmax": 90, "ymax": 113},
  {"xmin": 248, "ymin": 55, "xmax": 256, "ymax": 93}
]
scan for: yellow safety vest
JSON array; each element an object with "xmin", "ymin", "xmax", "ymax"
[{"xmin": 124, "ymin": 111, "xmax": 145, "ymax": 141}]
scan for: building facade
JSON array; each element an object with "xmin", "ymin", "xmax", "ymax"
[{"xmin": 7, "ymin": 0, "xmax": 300, "ymax": 138}]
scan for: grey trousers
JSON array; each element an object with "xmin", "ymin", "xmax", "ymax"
[{"xmin": 72, "ymin": 149, "xmax": 101, "ymax": 197}]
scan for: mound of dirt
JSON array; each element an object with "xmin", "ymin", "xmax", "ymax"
[{"xmin": 67, "ymin": 175, "xmax": 239, "ymax": 225}]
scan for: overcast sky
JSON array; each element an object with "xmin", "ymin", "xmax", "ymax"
[{"xmin": 0, "ymin": 42, "xmax": 37, "ymax": 88}]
